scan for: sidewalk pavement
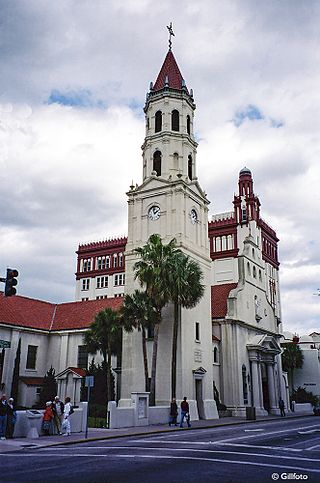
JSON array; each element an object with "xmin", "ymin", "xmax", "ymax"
[{"xmin": 0, "ymin": 412, "xmax": 313, "ymax": 454}]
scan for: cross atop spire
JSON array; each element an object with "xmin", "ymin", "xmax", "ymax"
[{"xmin": 167, "ymin": 22, "xmax": 175, "ymax": 50}]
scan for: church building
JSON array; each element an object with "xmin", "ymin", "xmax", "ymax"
[
  {"xmin": 75, "ymin": 45, "xmax": 285, "ymax": 417},
  {"xmin": 0, "ymin": 39, "xmax": 286, "ymax": 418}
]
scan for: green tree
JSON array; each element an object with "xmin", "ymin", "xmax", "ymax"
[
  {"xmin": 39, "ymin": 366, "xmax": 57, "ymax": 407},
  {"xmin": 169, "ymin": 252, "xmax": 204, "ymax": 399},
  {"xmin": 83, "ymin": 308, "xmax": 122, "ymax": 404},
  {"xmin": 121, "ymin": 290, "xmax": 158, "ymax": 391},
  {"xmin": 10, "ymin": 339, "xmax": 21, "ymax": 405},
  {"xmin": 281, "ymin": 343, "xmax": 304, "ymax": 394},
  {"xmin": 134, "ymin": 234, "xmax": 180, "ymax": 405}
]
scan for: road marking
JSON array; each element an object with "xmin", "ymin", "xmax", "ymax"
[
  {"xmin": 2, "ymin": 453, "xmax": 320, "ymax": 474},
  {"xmin": 306, "ymin": 443, "xmax": 320, "ymax": 451},
  {"xmin": 37, "ymin": 445, "xmax": 320, "ymax": 463},
  {"xmin": 217, "ymin": 442, "xmax": 302, "ymax": 452},
  {"xmin": 298, "ymin": 429, "xmax": 320, "ymax": 435},
  {"xmin": 244, "ymin": 429, "xmax": 264, "ymax": 432},
  {"xmin": 213, "ymin": 423, "xmax": 320, "ymax": 444}
]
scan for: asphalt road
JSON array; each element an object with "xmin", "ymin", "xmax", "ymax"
[{"xmin": 1, "ymin": 416, "xmax": 320, "ymax": 482}]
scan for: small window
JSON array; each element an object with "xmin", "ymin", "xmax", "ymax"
[
  {"xmin": 82, "ymin": 259, "xmax": 91, "ymax": 272},
  {"xmin": 147, "ymin": 326, "xmax": 154, "ymax": 339},
  {"xmin": 213, "ymin": 347, "xmax": 218, "ymax": 363},
  {"xmin": 82, "ymin": 279, "xmax": 90, "ymax": 291},
  {"xmin": 77, "ymin": 345, "xmax": 88, "ymax": 370},
  {"xmin": 247, "ymin": 262, "xmax": 251, "ymax": 276},
  {"xmin": 253, "ymin": 266, "xmax": 257, "ymax": 278},
  {"xmin": 195, "ymin": 322, "xmax": 200, "ymax": 342},
  {"xmin": 114, "ymin": 274, "xmax": 125, "ymax": 286},
  {"xmin": 153, "ymin": 150, "xmax": 162, "ymax": 176},
  {"xmin": 242, "ymin": 208, "xmax": 247, "ymax": 223},
  {"xmin": 155, "ymin": 111, "xmax": 162, "ymax": 133},
  {"xmin": 26, "ymin": 345, "xmax": 37, "ymax": 370},
  {"xmin": 188, "ymin": 155, "xmax": 193, "ymax": 180},
  {"xmin": 187, "ymin": 115, "xmax": 191, "ymax": 135},
  {"xmin": 171, "ymin": 110, "xmax": 179, "ymax": 131}
]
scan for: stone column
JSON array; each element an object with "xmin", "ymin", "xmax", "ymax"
[
  {"xmin": 251, "ymin": 360, "xmax": 261, "ymax": 408},
  {"xmin": 267, "ymin": 364, "xmax": 278, "ymax": 412}
]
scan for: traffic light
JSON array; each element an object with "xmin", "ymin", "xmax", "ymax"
[{"xmin": 5, "ymin": 268, "xmax": 19, "ymax": 297}]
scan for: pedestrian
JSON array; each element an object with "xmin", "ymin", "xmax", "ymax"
[
  {"xmin": 169, "ymin": 398, "xmax": 178, "ymax": 426},
  {"xmin": 62, "ymin": 396, "xmax": 73, "ymax": 436},
  {"xmin": 42, "ymin": 401, "xmax": 54, "ymax": 436},
  {"xmin": 0, "ymin": 394, "xmax": 8, "ymax": 440},
  {"xmin": 6, "ymin": 398, "xmax": 17, "ymax": 439},
  {"xmin": 52, "ymin": 396, "xmax": 64, "ymax": 435},
  {"xmin": 279, "ymin": 397, "xmax": 285, "ymax": 417},
  {"xmin": 180, "ymin": 396, "xmax": 191, "ymax": 428}
]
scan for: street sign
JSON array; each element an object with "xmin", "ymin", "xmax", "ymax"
[
  {"xmin": 85, "ymin": 375, "xmax": 94, "ymax": 387},
  {"xmin": 0, "ymin": 340, "xmax": 11, "ymax": 349}
]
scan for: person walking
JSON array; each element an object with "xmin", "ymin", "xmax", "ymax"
[
  {"xmin": 62, "ymin": 396, "xmax": 72, "ymax": 436},
  {"xmin": 180, "ymin": 396, "xmax": 191, "ymax": 428},
  {"xmin": 6, "ymin": 398, "xmax": 17, "ymax": 439},
  {"xmin": 42, "ymin": 401, "xmax": 54, "ymax": 435},
  {"xmin": 169, "ymin": 398, "xmax": 178, "ymax": 426},
  {"xmin": 0, "ymin": 394, "xmax": 8, "ymax": 440},
  {"xmin": 279, "ymin": 397, "xmax": 286, "ymax": 417},
  {"xmin": 52, "ymin": 396, "xmax": 64, "ymax": 435}
]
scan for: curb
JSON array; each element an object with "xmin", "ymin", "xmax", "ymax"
[{"xmin": 27, "ymin": 413, "xmax": 313, "ymax": 450}]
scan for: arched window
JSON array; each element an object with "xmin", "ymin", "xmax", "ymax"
[
  {"xmin": 188, "ymin": 155, "xmax": 193, "ymax": 179},
  {"xmin": 153, "ymin": 150, "xmax": 162, "ymax": 176},
  {"xmin": 187, "ymin": 115, "xmax": 191, "ymax": 135},
  {"xmin": 253, "ymin": 266, "xmax": 256, "ymax": 278},
  {"xmin": 171, "ymin": 109, "xmax": 179, "ymax": 131},
  {"xmin": 247, "ymin": 262, "xmax": 251, "ymax": 276},
  {"xmin": 155, "ymin": 111, "xmax": 162, "ymax": 133}
]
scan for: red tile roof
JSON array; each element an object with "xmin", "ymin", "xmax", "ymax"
[
  {"xmin": 66, "ymin": 367, "xmax": 86, "ymax": 377},
  {"xmin": 211, "ymin": 283, "xmax": 237, "ymax": 318},
  {"xmin": 52, "ymin": 298, "xmax": 123, "ymax": 331},
  {"xmin": 153, "ymin": 50, "xmax": 187, "ymax": 91},
  {"xmin": 0, "ymin": 292, "xmax": 123, "ymax": 331}
]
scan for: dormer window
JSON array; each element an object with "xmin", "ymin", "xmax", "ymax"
[
  {"xmin": 155, "ymin": 111, "xmax": 162, "ymax": 133},
  {"xmin": 171, "ymin": 110, "xmax": 179, "ymax": 131}
]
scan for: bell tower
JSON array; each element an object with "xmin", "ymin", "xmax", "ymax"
[
  {"xmin": 142, "ymin": 49, "xmax": 198, "ymax": 182},
  {"xmin": 121, "ymin": 28, "xmax": 217, "ymax": 419}
]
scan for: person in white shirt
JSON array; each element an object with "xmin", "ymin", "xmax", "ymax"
[{"xmin": 62, "ymin": 396, "xmax": 72, "ymax": 436}]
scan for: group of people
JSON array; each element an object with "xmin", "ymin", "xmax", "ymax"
[
  {"xmin": 0, "ymin": 394, "xmax": 17, "ymax": 440},
  {"xmin": 169, "ymin": 397, "xmax": 191, "ymax": 428},
  {"xmin": 42, "ymin": 396, "xmax": 73, "ymax": 436}
]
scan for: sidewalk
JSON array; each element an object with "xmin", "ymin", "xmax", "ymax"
[{"xmin": 0, "ymin": 413, "xmax": 313, "ymax": 454}]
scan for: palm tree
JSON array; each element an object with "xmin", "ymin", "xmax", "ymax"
[
  {"xmin": 83, "ymin": 307, "xmax": 122, "ymax": 403},
  {"xmin": 281, "ymin": 342, "xmax": 304, "ymax": 395},
  {"xmin": 134, "ymin": 234, "xmax": 180, "ymax": 405},
  {"xmin": 121, "ymin": 290, "xmax": 157, "ymax": 391},
  {"xmin": 169, "ymin": 252, "xmax": 205, "ymax": 399}
]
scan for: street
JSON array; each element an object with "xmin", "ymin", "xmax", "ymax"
[{"xmin": 1, "ymin": 416, "xmax": 320, "ymax": 482}]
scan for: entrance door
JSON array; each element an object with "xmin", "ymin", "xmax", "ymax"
[{"xmin": 195, "ymin": 379, "xmax": 204, "ymax": 419}]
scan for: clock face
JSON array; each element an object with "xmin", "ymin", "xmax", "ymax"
[
  {"xmin": 148, "ymin": 206, "xmax": 161, "ymax": 221},
  {"xmin": 190, "ymin": 209, "xmax": 198, "ymax": 224}
]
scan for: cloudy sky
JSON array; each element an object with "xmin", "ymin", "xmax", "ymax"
[{"xmin": 1, "ymin": 0, "xmax": 319, "ymax": 335}]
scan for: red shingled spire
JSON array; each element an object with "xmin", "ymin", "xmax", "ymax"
[{"xmin": 153, "ymin": 50, "xmax": 187, "ymax": 92}]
